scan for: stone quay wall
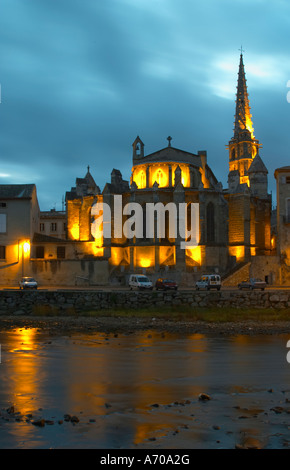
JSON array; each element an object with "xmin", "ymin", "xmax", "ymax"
[{"xmin": 0, "ymin": 289, "xmax": 290, "ymax": 316}]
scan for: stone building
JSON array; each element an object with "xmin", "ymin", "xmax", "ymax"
[
  {"xmin": 39, "ymin": 209, "xmax": 66, "ymax": 240},
  {"xmin": 274, "ymin": 166, "xmax": 290, "ymax": 283},
  {"xmin": 224, "ymin": 53, "xmax": 271, "ymax": 264}
]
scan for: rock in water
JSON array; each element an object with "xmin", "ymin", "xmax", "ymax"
[{"xmin": 198, "ymin": 393, "xmax": 211, "ymax": 402}]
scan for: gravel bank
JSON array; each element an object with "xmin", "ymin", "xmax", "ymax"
[{"xmin": 0, "ymin": 315, "xmax": 290, "ymax": 336}]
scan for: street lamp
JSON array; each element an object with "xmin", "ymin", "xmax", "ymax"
[{"xmin": 22, "ymin": 241, "xmax": 30, "ymax": 277}]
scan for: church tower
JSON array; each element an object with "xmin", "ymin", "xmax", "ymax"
[
  {"xmin": 227, "ymin": 52, "xmax": 261, "ymax": 187},
  {"xmin": 225, "ymin": 52, "xmax": 271, "ymax": 264}
]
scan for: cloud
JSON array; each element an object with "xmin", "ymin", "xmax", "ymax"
[{"xmin": 0, "ymin": 0, "xmax": 289, "ymax": 209}]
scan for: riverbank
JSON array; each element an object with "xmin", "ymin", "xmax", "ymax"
[
  {"xmin": 1, "ymin": 289, "xmax": 290, "ymax": 317},
  {"xmin": 1, "ymin": 312, "xmax": 290, "ymax": 336}
]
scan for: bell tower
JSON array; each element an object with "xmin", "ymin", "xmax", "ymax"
[{"xmin": 227, "ymin": 52, "xmax": 261, "ymax": 187}]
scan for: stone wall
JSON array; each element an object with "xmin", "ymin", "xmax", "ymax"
[
  {"xmin": 1, "ymin": 289, "xmax": 290, "ymax": 316},
  {"xmin": 222, "ymin": 262, "xmax": 250, "ymax": 287},
  {"xmin": 250, "ymin": 255, "xmax": 281, "ymax": 285}
]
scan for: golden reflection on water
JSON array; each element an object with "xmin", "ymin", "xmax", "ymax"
[
  {"xmin": 0, "ymin": 328, "xmax": 43, "ymax": 444},
  {"xmin": 1, "ymin": 329, "xmax": 289, "ymax": 448},
  {"xmin": 7, "ymin": 328, "xmax": 41, "ymax": 406},
  {"xmin": 11, "ymin": 328, "xmax": 37, "ymax": 352},
  {"xmin": 134, "ymin": 422, "xmax": 169, "ymax": 445}
]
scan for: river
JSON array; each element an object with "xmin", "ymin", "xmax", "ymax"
[{"xmin": 0, "ymin": 327, "xmax": 290, "ymax": 449}]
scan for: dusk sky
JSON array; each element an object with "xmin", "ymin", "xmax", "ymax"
[{"xmin": 0, "ymin": 0, "xmax": 289, "ymax": 210}]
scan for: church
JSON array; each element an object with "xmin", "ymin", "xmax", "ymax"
[
  {"xmin": 0, "ymin": 54, "xmax": 276, "ymax": 287},
  {"xmin": 62, "ymin": 52, "xmax": 272, "ymax": 286}
]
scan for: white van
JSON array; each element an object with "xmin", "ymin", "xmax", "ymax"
[
  {"xmin": 129, "ymin": 274, "xmax": 153, "ymax": 290},
  {"xmin": 195, "ymin": 274, "xmax": 221, "ymax": 291}
]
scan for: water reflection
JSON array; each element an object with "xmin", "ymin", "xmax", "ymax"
[
  {"xmin": 10, "ymin": 328, "xmax": 38, "ymax": 352},
  {"xmin": 0, "ymin": 328, "xmax": 289, "ymax": 448},
  {"xmin": 4, "ymin": 328, "xmax": 42, "ymax": 408}
]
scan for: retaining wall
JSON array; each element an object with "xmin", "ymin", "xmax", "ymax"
[{"xmin": 0, "ymin": 289, "xmax": 290, "ymax": 315}]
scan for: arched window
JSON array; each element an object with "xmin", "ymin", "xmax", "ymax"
[
  {"xmin": 140, "ymin": 171, "xmax": 146, "ymax": 188},
  {"xmin": 206, "ymin": 202, "xmax": 215, "ymax": 243},
  {"xmin": 157, "ymin": 169, "xmax": 163, "ymax": 186}
]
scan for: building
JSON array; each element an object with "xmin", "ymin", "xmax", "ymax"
[
  {"xmin": 0, "ymin": 184, "xmax": 40, "ymax": 284},
  {"xmin": 39, "ymin": 209, "xmax": 66, "ymax": 240},
  {"xmin": 61, "ymin": 53, "xmax": 273, "ymax": 286},
  {"xmin": 274, "ymin": 166, "xmax": 290, "ymax": 284}
]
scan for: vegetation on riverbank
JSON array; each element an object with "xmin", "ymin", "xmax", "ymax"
[{"xmin": 31, "ymin": 304, "xmax": 290, "ymax": 323}]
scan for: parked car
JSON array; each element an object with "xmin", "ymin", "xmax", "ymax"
[
  {"xmin": 128, "ymin": 274, "xmax": 153, "ymax": 290},
  {"xmin": 238, "ymin": 278, "xmax": 267, "ymax": 290},
  {"xmin": 155, "ymin": 278, "xmax": 178, "ymax": 290},
  {"xmin": 19, "ymin": 277, "xmax": 38, "ymax": 290},
  {"xmin": 195, "ymin": 274, "xmax": 221, "ymax": 291}
]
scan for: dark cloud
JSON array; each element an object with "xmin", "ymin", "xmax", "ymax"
[{"xmin": 0, "ymin": 0, "xmax": 289, "ymax": 209}]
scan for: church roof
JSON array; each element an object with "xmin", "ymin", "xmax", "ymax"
[
  {"xmin": 133, "ymin": 146, "xmax": 201, "ymax": 167},
  {"xmin": 66, "ymin": 167, "xmax": 100, "ymax": 201},
  {"xmin": 248, "ymin": 154, "xmax": 268, "ymax": 174},
  {"xmin": 84, "ymin": 167, "xmax": 98, "ymax": 189}
]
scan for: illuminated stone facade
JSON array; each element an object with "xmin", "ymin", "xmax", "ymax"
[
  {"xmin": 57, "ymin": 53, "xmax": 272, "ymax": 284},
  {"xmin": 224, "ymin": 53, "xmax": 271, "ymax": 264}
]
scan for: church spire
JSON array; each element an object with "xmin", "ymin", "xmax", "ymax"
[
  {"xmin": 234, "ymin": 53, "xmax": 254, "ymax": 139},
  {"xmin": 227, "ymin": 52, "xmax": 261, "ymax": 188}
]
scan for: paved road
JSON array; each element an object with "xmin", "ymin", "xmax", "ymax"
[{"xmin": 1, "ymin": 285, "xmax": 290, "ymax": 291}]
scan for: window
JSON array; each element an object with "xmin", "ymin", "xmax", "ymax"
[
  {"xmin": 140, "ymin": 171, "xmax": 146, "ymax": 188},
  {"xmin": 157, "ymin": 170, "xmax": 163, "ymax": 186},
  {"xmin": 0, "ymin": 246, "xmax": 6, "ymax": 260},
  {"xmin": 206, "ymin": 202, "xmax": 215, "ymax": 243},
  {"xmin": 57, "ymin": 246, "xmax": 66, "ymax": 259},
  {"xmin": 35, "ymin": 246, "xmax": 44, "ymax": 258},
  {"xmin": 0, "ymin": 214, "xmax": 7, "ymax": 233},
  {"xmin": 50, "ymin": 223, "xmax": 57, "ymax": 232},
  {"xmin": 40, "ymin": 223, "xmax": 45, "ymax": 232},
  {"xmin": 0, "ymin": 203, "xmax": 6, "ymax": 207},
  {"xmin": 281, "ymin": 176, "xmax": 290, "ymax": 184}
]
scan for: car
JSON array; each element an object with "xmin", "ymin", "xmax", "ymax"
[
  {"xmin": 238, "ymin": 278, "xmax": 267, "ymax": 290},
  {"xmin": 195, "ymin": 274, "xmax": 221, "ymax": 291},
  {"xmin": 19, "ymin": 277, "xmax": 38, "ymax": 290},
  {"xmin": 155, "ymin": 278, "xmax": 178, "ymax": 290},
  {"xmin": 128, "ymin": 274, "xmax": 153, "ymax": 290}
]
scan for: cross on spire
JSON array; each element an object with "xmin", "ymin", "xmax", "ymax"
[{"xmin": 239, "ymin": 45, "xmax": 245, "ymax": 55}]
